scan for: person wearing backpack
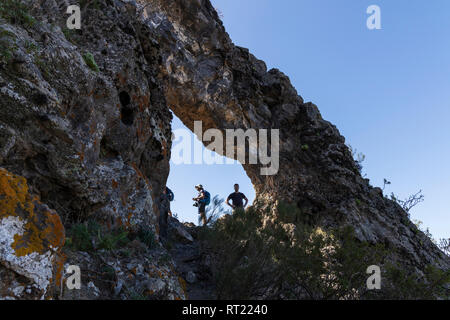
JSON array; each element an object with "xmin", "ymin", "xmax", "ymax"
[
  {"xmin": 159, "ymin": 186, "xmax": 176, "ymax": 242},
  {"xmin": 164, "ymin": 186, "xmax": 174, "ymax": 217},
  {"xmin": 193, "ymin": 184, "xmax": 210, "ymax": 226}
]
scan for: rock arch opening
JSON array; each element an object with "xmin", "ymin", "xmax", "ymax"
[{"xmin": 167, "ymin": 112, "xmax": 256, "ymax": 224}]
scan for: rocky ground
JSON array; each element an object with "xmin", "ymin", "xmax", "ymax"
[
  {"xmin": 166, "ymin": 217, "xmax": 216, "ymax": 300},
  {"xmin": 57, "ymin": 216, "xmax": 218, "ymax": 300}
]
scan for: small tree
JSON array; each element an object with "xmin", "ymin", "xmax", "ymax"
[
  {"xmin": 198, "ymin": 195, "xmax": 230, "ymax": 226},
  {"xmin": 438, "ymin": 238, "xmax": 450, "ymax": 257},
  {"xmin": 214, "ymin": 7, "xmax": 224, "ymax": 19},
  {"xmin": 347, "ymin": 144, "xmax": 366, "ymax": 176},
  {"xmin": 390, "ymin": 190, "xmax": 424, "ymax": 216}
]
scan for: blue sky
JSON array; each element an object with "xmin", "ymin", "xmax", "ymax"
[{"xmin": 168, "ymin": 0, "xmax": 449, "ymax": 239}]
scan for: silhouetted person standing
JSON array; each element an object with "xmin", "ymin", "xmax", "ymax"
[
  {"xmin": 164, "ymin": 186, "xmax": 174, "ymax": 217},
  {"xmin": 158, "ymin": 188, "xmax": 170, "ymax": 242},
  {"xmin": 193, "ymin": 184, "xmax": 210, "ymax": 226},
  {"xmin": 226, "ymin": 183, "xmax": 248, "ymax": 213}
]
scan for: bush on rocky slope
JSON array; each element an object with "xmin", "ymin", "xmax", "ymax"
[
  {"xmin": 65, "ymin": 220, "xmax": 160, "ymax": 253},
  {"xmin": 0, "ymin": 0, "xmax": 35, "ymax": 27},
  {"xmin": 200, "ymin": 203, "xmax": 450, "ymax": 300}
]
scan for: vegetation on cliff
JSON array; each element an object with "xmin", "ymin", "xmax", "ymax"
[{"xmin": 200, "ymin": 202, "xmax": 450, "ymax": 299}]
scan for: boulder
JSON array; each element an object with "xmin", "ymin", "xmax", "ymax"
[
  {"xmin": 0, "ymin": 168, "xmax": 65, "ymax": 299},
  {"xmin": 168, "ymin": 217, "xmax": 194, "ymax": 243}
]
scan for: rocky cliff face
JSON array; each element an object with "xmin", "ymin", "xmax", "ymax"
[
  {"xmin": 141, "ymin": 0, "xmax": 449, "ymax": 274},
  {"xmin": 0, "ymin": 0, "xmax": 448, "ymax": 299}
]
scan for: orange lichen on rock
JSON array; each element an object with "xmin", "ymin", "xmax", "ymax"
[
  {"xmin": 78, "ymin": 144, "xmax": 86, "ymax": 162},
  {"xmin": 53, "ymin": 251, "xmax": 67, "ymax": 293},
  {"xmin": 132, "ymin": 93, "xmax": 150, "ymax": 113},
  {"xmin": 178, "ymin": 276, "xmax": 188, "ymax": 297},
  {"xmin": 130, "ymin": 162, "xmax": 151, "ymax": 187},
  {"xmin": 126, "ymin": 210, "xmax": 133, "ymax": 228},
  {"xmin": 0, "ymin": 168, "xmax": 65, "ymax": 257},
  {"xmin": 0, "ymin": 168, "xmax": 66, "ymax": 296},
  {"xmin": 12, "ymin": 198, "xmax": 65, "ymax": 257},
  {"xmin": 0, "ymin": 168, "xmax": 30, "ymax": 220},
  {"xmin": 161, "ymin": 139, "xmax": 168, "ymax": 158}
]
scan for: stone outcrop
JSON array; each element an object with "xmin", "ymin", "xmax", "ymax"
[
  {"xmin": 0, "ymin": 168, "xmax": 65, "ymax": 299},
  {"xmin": 0, "ymin": 0, "xmax": 171, "ymax": 233},
  {"xmin": 141, "ymin": 0, "xmax": 449, "ymax": 275},
  {"xmin": 61, "ymin": 239, "xmax": 187, "ymax": 300},
  {"xmin": 166, "ymin": 218, "xmax": 215, "ymax": 300},
  {"xmin": 0, "ymin": 0, "xmax": 448, "ymax": 299}
]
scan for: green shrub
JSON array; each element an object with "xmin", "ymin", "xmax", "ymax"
[
  {"xmin": 67, "ymin": 223, "xmax": 94, "ymax": 252},
  {"xmin": 66, "ymin": 220, "xmax": 130, "ymax": 252},
  {"xmin": 98, "ymin": 228, "xmax": 129, "ymax": 251},
  {"xmin": 138, "ymin": 227, "xmax": 157, "ymax": 249},
  {"xmin": 200, "ymin": 202, "xmax": 450, "ymax": 300},
  {"xmin": 277, "ymin": 201, "xmax": 303, "ymax": 224},
  {"xmin": 101, "ymin": 265, "xmax": 116, "ymax": 281},
  {"xmin": 34, "ymin": 55, "xmax": 51, "ymax": 81},
  {"xmin": 201, "ymin": 195, "xmax": 230, "ymax": 226},
  {"xmin": 62, "ymin": 28, "xmax": 77, "ymax": 44},
  {"xmin": 129, "ymin": 290, "xmax": 147, "ymax": 300},
  {"xmin": 24, "ymin": 40, "xmax": 37, "ymax": 54},
  {"xmin": 83, "ymin": 52, "xmax": 99, "ymax": 72},
  {"xmin": 379, "ymin": 263, "xmax": 450, "ymax": 300},
  {"xmin": 0, "ymin": 41, "xmax": 14, "ymax": 65},
  {"xmin": 0, "ymin": 0, "xmax": 35, "ymax": 27},
  {"xmin": 199, "ymin": 207, "xmax": 273, "ymax": 299},
  {"xmin": 158, "ymin": 253, "xmax": 172, "ymax": 265},
  {"xmin": 0, "ymin": 29, "xmax": 17, "ymax": 65}
]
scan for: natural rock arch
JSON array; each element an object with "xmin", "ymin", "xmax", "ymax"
[
  {"xmin": 0, "ymin": 1, "xmax": 447, "ymax": 299},
  {"xmin": 142, "ymin": 0, "xmax": 448, "ymax": 272}
]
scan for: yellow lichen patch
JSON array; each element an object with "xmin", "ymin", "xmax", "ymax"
[
  {"xmin": 178, "ymin": 276, "xmax": 188, "ymax": 297},
  {"xmin": 117, "ymin": 72, "xmax": 128, "ymax": 86},
  {"xmin": 0, "ymin": 168, "xmax": 65, "ymax": 257},
  {"xmin": 53, "ymin": 252, "xmax": 67, "ymax": 293},
  {"xmin": 120, "ymin": 190, "xmax": 128, "ymax": 206},
  {"xmin": 77, "ymin": 144, "xmax": 86, "ymax": 162},
  {"xmin": 161, "ymin": 139, "xmax": 168, "ymax": 158},
  {"xmin": 130, "ymin": 162, "xmax": 151, "ymax": 187},
  {"xmin": 89, "ymin": 121, "xmax": 96, "ymax": 135},
  {"xmin": 0, "ymin": 168, "xmax": 30, "ymax": 220},
  {"xmin": 132, "ymin": 93, "xmax": 150, "ymax": 113},
  {"xmin": 144, "ymin": 289, "xmax": 155, "ymax": 297},
  {"xmin": 115, "ymin": 217, "xmax": 123, "ymax": 227},
  {"xmin": 11, "ymin": 197, "xmax": 65, "ymax": 257},
  {"xmin": 126, "ymin": 210, "xmax": 133, "ymax": 228},
  {"xmin": 136, "ymin": 119, "xmax": 146, "ymax": 143}
]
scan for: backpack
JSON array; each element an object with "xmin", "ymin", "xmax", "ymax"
[
  {"xmin": 166, "ymin": 187, "xmax": 174, "ymax": 202},
  {"xmin": 201, "ymin": 190, "xmax": 210, "ymax": 205}
]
